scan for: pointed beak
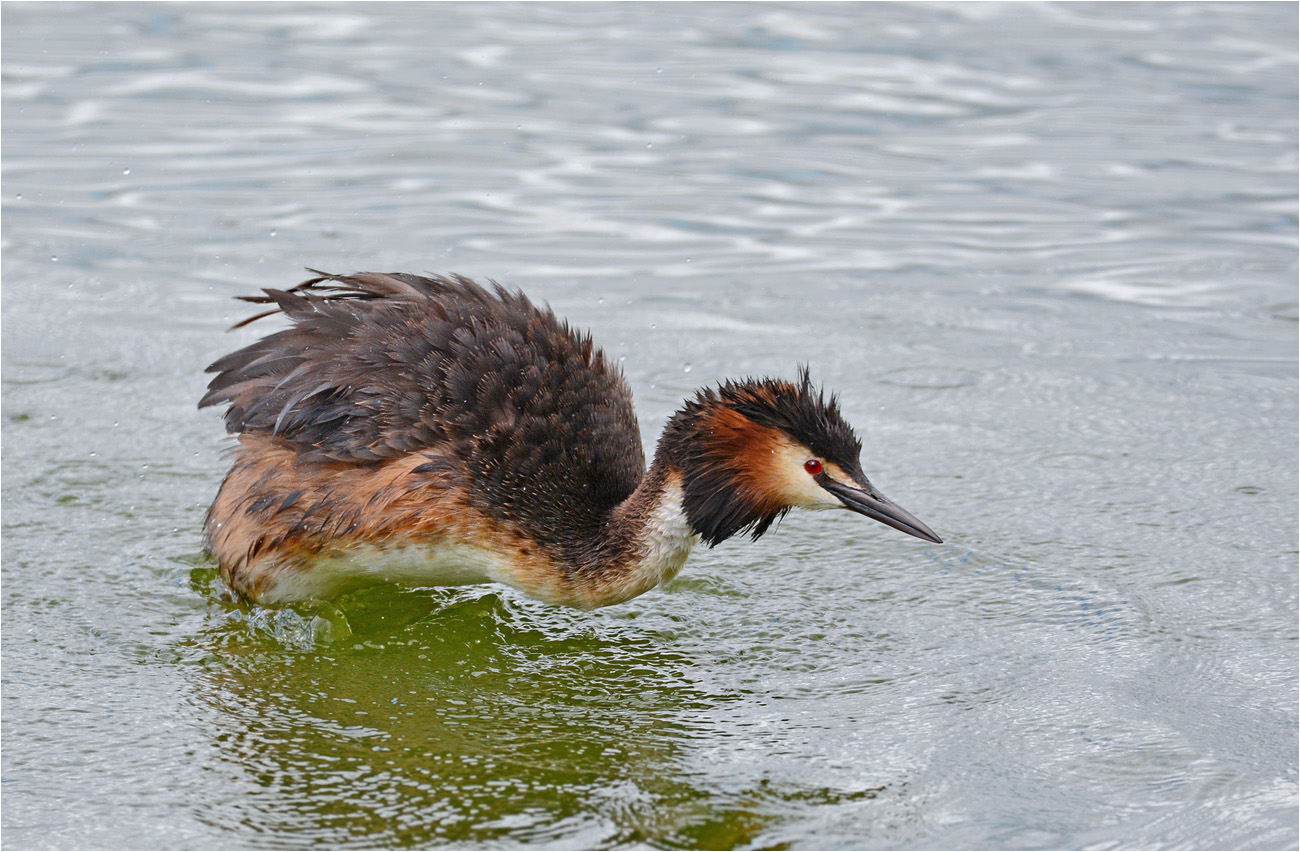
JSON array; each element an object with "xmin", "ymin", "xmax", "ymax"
[{"xmin": 820, "ymin": 477, "xmax": 943, "ymax": 544}]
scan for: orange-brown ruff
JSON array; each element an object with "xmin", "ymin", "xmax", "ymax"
[{"xmin": 201, "ymin": 272, "xmax": 941, "ymax": 608}]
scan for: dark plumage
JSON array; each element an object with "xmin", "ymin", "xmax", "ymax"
[
  {"xmin": 202, "ymin": 273, "xmax": 641, "ymax": 561},
  {"xmin": 201, "ymin": 271, "xmax": 941, "ymax": 608}
]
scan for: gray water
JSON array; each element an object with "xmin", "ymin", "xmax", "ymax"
[{"xmin": 2, "ymin": 2, "xmax": 1296, "ymax": 849}]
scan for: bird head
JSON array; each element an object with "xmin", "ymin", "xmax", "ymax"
[{"xmin": 658, "ymin": 368, "xmax": 941, "ymax": 547}]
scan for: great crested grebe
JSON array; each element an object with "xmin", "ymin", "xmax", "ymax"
[{"xmin": 200, "ymin": 271, "xmax": 941, "ymax": 609}]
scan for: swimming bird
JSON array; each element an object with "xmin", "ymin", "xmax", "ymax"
[{"xmin": 200, "ymin": 272, "xmax": 941, "ymax": 609}]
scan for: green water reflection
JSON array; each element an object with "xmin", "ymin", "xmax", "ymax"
[{"xmin": 180, "ymin": 574, "xmax": 810, "ymax": 849}]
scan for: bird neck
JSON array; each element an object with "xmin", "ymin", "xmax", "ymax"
[
  {"xmin": 558, "ymin": 403, "xmax": 777, "ymax": 608},
  {"xmin": 573, "ymin": 456, "xmax": 699, "ymax": 608}
]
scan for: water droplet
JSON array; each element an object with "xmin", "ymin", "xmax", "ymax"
[
  {"xmin": 50, "ymin": 256, "xmax": 58, "ymax": 262},
  {"xmin": 646, "ymin": 142, "xmax": 653, "ymax": 149},
  {"xmin": 122, "ymin": 168, "xmax": 130, "ymax": 175},
  {"xmin": 597, "ymin": 297, "xmax": 605, "ymax": 305},
  {"xmin": 15, "ymin": 193, "xmax": 21, "ymax": 200},
  {"xmin": 269, "ymin": 229, "xmax": 277, "ymax": 237},
  {"xmin": 656, "ymin": 67, "xmax": 663, "ymax": 74},
  {"xmin": 683, "ymin": 363, "xmax": 692, "ymax": 374}
]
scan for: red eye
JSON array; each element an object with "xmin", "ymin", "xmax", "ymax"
[{"xmin": 804, "ymin": 459, "xmax": 823, "ymax": 475}]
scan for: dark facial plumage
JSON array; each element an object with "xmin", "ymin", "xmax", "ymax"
[
  {"xmin": 658, "ymin": 367, "xmax": 866, "ymax": 546},
  {"xmin": 724, "ymin": 366, "xmax": 865, "ymax": 479}
]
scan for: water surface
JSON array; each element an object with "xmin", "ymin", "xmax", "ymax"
[{"xmin": 3, "ymin": 3, "xmax": 1296, "ymax": 849}]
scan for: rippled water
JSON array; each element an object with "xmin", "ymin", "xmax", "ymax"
[{"xmin": 3, "ymin": 3, "xmax": 1296, "ymax": 849}]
